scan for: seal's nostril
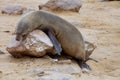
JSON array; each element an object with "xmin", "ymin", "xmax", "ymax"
[
  {"xmin": 16, "ymin": 37, "xmax": 20, "ymax": 41},
  {"xmin": 16, "ymin": 35, "xmax": 21, "ymax": 41}
]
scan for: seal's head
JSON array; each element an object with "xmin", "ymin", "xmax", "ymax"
[
  {"xmin": 15, "ymin": 21, "xmax": 31, "ymax": 41},
  {"xmin": 15, "ymin": 11, "xmax": 44, "ymax": 41}
]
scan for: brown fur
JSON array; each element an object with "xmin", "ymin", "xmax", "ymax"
[{"xmin": 15, "ymin": 10, "xmax": 87, "ymax": 61}]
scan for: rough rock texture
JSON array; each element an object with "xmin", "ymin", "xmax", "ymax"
[
  {"xmin": 51, "ymin": 65, "xmax": 81, "ymax": 74},
  {"xmin": 37, "ymin": 71, "xmax": 74, "ymax": 80},
  {"xmin": 39, "ymin": 0, "xmax": 82, "ymax": 12},
  {"xmin": 1, "ymin": 5, "xmax": 26, "ymax": 15},
  {"xmin": 6, "ymin": 30, "xmax": 56, "ymax": 58}
]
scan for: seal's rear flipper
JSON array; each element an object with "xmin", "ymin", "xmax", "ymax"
[
  {"xmin": 85, "ymin": 41, "xmax": 96, "ymax": 58},
  {"xmin": 85, "ymin": 57, "xmax": 98, "ymax": 63},
  {"xmin": 75, "ymin": 59, "xmax": 92, "ymax": 73},
  {"xmin": 47, "ymin": 29, "xmax": 62, "ymax": 55}
]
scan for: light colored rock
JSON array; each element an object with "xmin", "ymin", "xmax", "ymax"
[
  {"xmin": 33, "ymin": 69, "xmax": 45, "ymax": 77},
  {"xmin": 6, "ymin": 30, "xmax": 56, "ymax": 58},
  {"xmin": 0, "ymin": 49, "xmax": 5, "ymax": 54},
  {"xmin": 33, "ymin": 69, "xmax": 44, "ymax": 74},
  {"xmin": 1, "ymin": 5, "xmax": 26, "ymax": 15},
  {"xmin": 39, "ymin": 0, "xmax": 82, "ymax": 12},
  {"xmin": 37, "ymin": 71, "xmax": 74, "ymax": 80},
  {"xmin": 56, "ymin": 60, "xmax": 72, "ymax": 64},
  {"xmin": 23, "ymin": 8, "xmax": 36, "ymax": 14},
  {"xmin": 51, "ymin": 65, "xmax": 81, "ymax": 74}
]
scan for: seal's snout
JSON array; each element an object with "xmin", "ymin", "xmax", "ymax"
[
  {"xmin": 16, "ymin": 34, "xmax": 28, "ymax": 41},
  {"xmin": 16, "ymin": 35, "xmax": 22, "ymax": 41}
]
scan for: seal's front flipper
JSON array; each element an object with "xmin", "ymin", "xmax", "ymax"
[
  {"xmin": 47, "ymin": 29, "xmax": 62, "ymax": 55},
  {"xmin": 75, "ymin": 59, "xmax": 92, "ymax": 73}
]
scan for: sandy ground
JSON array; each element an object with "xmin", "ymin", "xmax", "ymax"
[{"xmin": 0, "ymin": 0, "xmax": 120, "ymax": 80}]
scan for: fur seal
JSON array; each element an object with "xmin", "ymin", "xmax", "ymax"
[{"xmin": 15, "ymin": 10, "xmax": 94, "ymax": 71}]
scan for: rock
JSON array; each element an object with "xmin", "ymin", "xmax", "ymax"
[
  {"xmin": 33, "ymin": 69, "xmax": 45, "ymax": 77},
  {"xmin": 33, "ymin": 69, "xmax": 44, "ymax": 74},
  {"xmin": 23, "ymin": 8, "xmax": 36, "ymax": 14},
  {"xmin": 0, "ymin": 49, "xmax": 5, "ymax": 54},
  {"xmin": 51, "ymin": 65, "xmax": 81, "ymax": 74},
  {"xmin": 1, "ymin": 5, "xmax": 26, "ymax": 15},
  {"xmin": 37, "ymin": 71, "xmax": 74, "ymax": 80},
  {"xmin": 39, "ymin": 0, "xmax": 82, "ymax": 12},
  {"xmin": 6, "ymin": 30, "xmax": 56, "ymax": 58},
  {"xmin": 52, "ymin": 59, "xmax": 59, "ymax": 62},
  {"xmin": 56, "ymin": 60, "xmax": 72, "ymax": 64}
]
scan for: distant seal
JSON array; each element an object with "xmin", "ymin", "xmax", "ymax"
[{"xmin": 15, "ymin": 10, "xmax": 93, "ymax": 71}]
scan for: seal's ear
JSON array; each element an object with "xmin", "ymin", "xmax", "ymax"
[{"xmin": 47, "ymin": 28, "xmax": 62, "ymax": 55}]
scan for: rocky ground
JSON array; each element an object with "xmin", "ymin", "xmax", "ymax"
[{"xmin": 0, "ymin": 0, "xmax": 120, "ymax": 80}]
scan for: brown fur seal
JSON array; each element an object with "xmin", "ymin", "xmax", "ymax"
[{"xmin": 15, "ymin": 10, "xmax": 94, "ymax": 71}]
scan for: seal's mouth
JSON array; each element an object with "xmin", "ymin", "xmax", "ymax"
[
  {"xmin": 16, "ymin": 34, "xmax": 22, "ymax": 41},
  {"xmin": 16, "ymin": 34, "xmax": 28, "ymax": 41}
]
